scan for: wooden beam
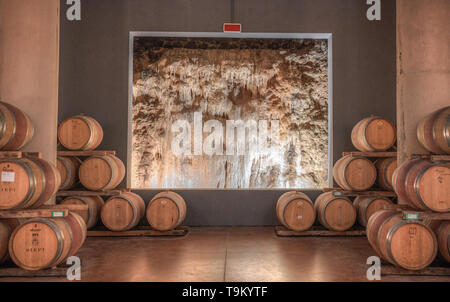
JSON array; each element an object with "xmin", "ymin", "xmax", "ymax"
[
  {"xmin": 56, "ymin": 190, "xmax": 123, "ymax": 197},
  {"xmin": 57, "ymin": 150, "xmax": 116, "ymax": 157},
  {"xmin": 342, "ymin": 152, "xmax": 397, "ymax": 158},
  {"xmin": 274, "ymin": 226, "xmax": 366, "ymax": 237},
  {"xmin": 0, "ymin": 208, "xmax": 68, "ymax": 218},
  {"xmin": 87, "ymin": 226, "xmax": 189, "ymax": 237}
]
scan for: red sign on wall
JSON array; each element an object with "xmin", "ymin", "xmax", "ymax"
[{"xmin": 223, "ymin": 23, "xmax": 242, "ymax": 33}]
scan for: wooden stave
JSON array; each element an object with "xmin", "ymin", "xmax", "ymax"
[
  {"xmin": 351, "ymin": 116, "xmax": 396, "ymax": 152},
  {"xmin": 377, "ymin": 215, "xmax": 438, "ymax": 270},
  {"xmin": 435, "ymin": 221, "xmax": 450, "ymax": 263},
  {"xmin": 417, "ymin": 106, "xmax": 450, "ymax": 155},
  {"xmin": 392, "ymin": 158, "xmax": 423, "ymax": 209},
  {"xmin": 333, "ymin": 155, "xmax": 377, "ymax": 191},
  {"xmin": 146, "ymin": 191, "xmax": 187, "ymax": 231},
  {"xmin": 28, "ymin": 157, "xmax": 61, "ymax": 209},
  {"xmin": 8, "ymin": 218, "xmax": 73, "ymax": 271},
  {"xmin": 57, "ymin": 156, "xmax": 82, "ymax": 190},
  {"xmin": 314, "ymin": 192, "xmax": 356, "ymax": 231},
  {"xmin": 61, "ymin": 196, "xmax": 103, "ymax": 229},
  {"xmin": 63, "ymin": 212, "xmax": 87, "ymax": 257},
  {"xmin": 57, "ymin": 115, "xmax": 103, "ymax": 151},
  {"xmin": 353, "ymin": 196, "xmax": 393, "ymax": 227},
  {"xmin": 0, "ymin": 101, "xmax": 34, "ymax": 151},
  {"xmin": 374, "ymin": 157, "xmax": 397, "ymax": 191},
  {"xmin": 276, "ymin": 191, "xmax": 316, "ymax": 232},
  {"xmin": 101, "ymin": 192, "xmax": 145, "ymax": 232},
  {"xmin": 0, "ymin": 220, "xmax": 19, "ymax": 264},
  {"xmin": 366, "ymin": 209, "xmax": 400, "ymax": 259}
]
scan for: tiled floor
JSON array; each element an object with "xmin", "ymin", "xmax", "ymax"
[{"xmin": 1, "ymin": 227, "xmax": 449, "ymax": 282}]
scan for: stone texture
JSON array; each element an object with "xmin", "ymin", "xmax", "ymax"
[{"xmin": 132, "ymin": 38, "xmax": 328, "ymax": 189}]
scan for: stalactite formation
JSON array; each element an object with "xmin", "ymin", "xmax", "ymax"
[{"xmin": 132, "ymin": 38, "xmax": 329, "ymax": 189}]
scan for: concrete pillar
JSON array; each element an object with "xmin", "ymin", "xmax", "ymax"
[
  {"xmin": 397, "ymin": 0, "xmax": 450, "ymax": 164},
  {"xmin": 0, "ymin": 0, "xmax": 60, "ymax": 204}
]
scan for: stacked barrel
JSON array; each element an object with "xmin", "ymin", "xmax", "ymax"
[
  {"xmin": 277, "ymin": 116, "xmax": 397, "ymax": 232},
  {"xmin": 56, "ymin": 115, "xmax": 119, "ymax": 230},
  {"xmin": 366, "ymin": 106, "xmax": 450, "ymax": 270},
  {"xmin": 57, "ymin": 115, "xmax": 125, "ymax": 192},
  {"xmin": 0, "ymin": 102, "xmax": 87, "ymax": 271},
  {"xmin": 0, "ymin": 101, "xmax": 61, "ymax": 209},
  {"xmin": 57, "ymin": 115, "xmax": 187, "ymax": 232}
]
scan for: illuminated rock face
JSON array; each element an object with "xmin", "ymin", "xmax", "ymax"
[{"xmin": 132, "ymin": 38, "xmax": 329, "ymax": 189}]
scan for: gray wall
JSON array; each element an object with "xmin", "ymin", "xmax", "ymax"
[{"xmin": 59, "ymin": 0, "xmax": 396, "ymax": 226}]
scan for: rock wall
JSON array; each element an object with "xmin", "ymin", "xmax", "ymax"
[{"xmin": 132, "ymin": 38, "xmax": 328, "ymax": 189}]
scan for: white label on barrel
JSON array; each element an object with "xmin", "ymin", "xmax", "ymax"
[
  {"xmin": 1, "ymin": 171, "xmax": 15, "ymax": 182},
  {"xmin": 297, "ymin": 216, "xmax": 303, "ymax": 220}
]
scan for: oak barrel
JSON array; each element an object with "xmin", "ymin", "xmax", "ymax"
[
  {"xmin": 374, "ymin": 157, "xmax": 397, "ymax": 191},
  {"xmin": 417, "ymin": 106, "xmax": 450, "ymax": 155},
  {"xmin": 57, "ymin": 156, "xmax": 82, "ymax": 190},
  {"xmin": 78, "ymin": 154, "xmax": 125, "ymax": 191},
  {"xmin": 58, "ymin": 115, "xmax": 103, "ymax": 150},
  {"xmin": 377, "ymin": 215, "xmax": 437, "ymax": 270},
  {"xmin": 146, "ymin": 191, "xmax": 187, "ymax": 231},
  {"xmin": 9, "ymin": 217, "xmax": 74, "ymax": 270},
  {"xmin": 61, "ymin": 196, "xmax": 104, "ymax": 229},
  {"xmin": 393, "ymin": 158, "xmax": 450, "ymax": 212},
  {"xmin": 314, "ymin": 192, "xmax": 356, "ymax": 231},
  {"xmin": 366, "ymin": 209, "xmax": 399, "ymax": 258},
  {"xmin": 353, "ymin": 196, "xmax": 393, "ymax": 227},
  {"xmin": 333, "ymin": 155, "xmax": 377, "ymax": 191},
  {"xmin": 435, "ymin": 221, "xmax": 450, "ymax": 263},
  {"xmin": 101, "ymin": 192, "xmax": 145, "ymax": 231},
  {"xmin": 0, "ymin": 219, "xmax": 20, "ymax": 264},
  {"xmin": 0, "ymin": 101, "xmax": 34, "ymax": 151},
  {"xmin": 276, "ymin": 191, "xmax": 316, "ymax": 231},
  {"xmin": 0, "ymin": 157, "xmax": 45, "ymax": 209},
  {"xmin": 351, "ymin": 116, "xmax": 396, "ymax": 152},
  {"xmin": 28, "ymin": 157, "xmax": 61, "ymax": 209},
  {"xmin": 64, "ymin": 212, "xmax": 87, "ymax": 257}
]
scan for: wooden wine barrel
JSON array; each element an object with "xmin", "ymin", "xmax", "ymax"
[
  {"xmin": 392, "ymin": 158, "xmax": 422, "ymax": 209},
  {"xmin": 374, "ymin": 157, "xmax": 397, "ymax": 191},
  {"xmin": 63, "ymin": 212, "xmax": 87, "ymax": 257},
  {"xmin": 351, "ymin": 116, "xmax": 396, "ymax": 152},
  {"xmin": 57, "ymin": 115, "xmax": 103, "ymax": 150},
  {"xmin": 435, "ymin": 221, "xmax": 450, "ymax": 263},
  {"xmin": 146, "ymin": 191, "xmax": 187, "ymax": 231},
  {"xmin": 353, "ymin": 196, "xmax": 393, "ymax": 227},
  {"xmin": 0, "ymin": 219, "xmax": 20, "ymax": 264},
  {"xmin": 417, "ymin": 106, "xmax": 450, "ymax": 155},
  {"xmin": 57, "ymin": 156, "xmax": 82, "ymax": 190},
  {"xmin": 366, "ymin": 209, "xmax": 400, "ymax": 258},
  {"xmin": 377, "ymin": 215, "xmax": 437, "ymax": 270},
  {"xmin": 314, "ymin": 192, "xmax": 356, "ymax": 231},
  {"xmin": 9, "ymin": 217, "xmax": 74, "ymax": 270},
  {"xmin": 394, "ymin": 158, "xmax": 450, "ymax": 212},
  {"xmin": 276, "ymin": 191, "xmax": 316, "ymax": 231},
  {"xmin": 0, "ymin": 101, "xmax": 34, "ymax": 151},
  {"xmin": 78, "ymin": 155, "xmax": 125, "ymax": 191},
  {"xmin": 101, "ymin": 192, "xmax": 145, "ymax": 231},
  {"xmin": 0, "ymin": 157, "xmax": 45, "ymax": 210},
  {"xmin": 28, "ymin": 157, "xmax": 61, "ymax": 209},
  {"xmin": 333, "ymin": 155, "xmax": 377, "ymax": 191},
  {"xmin": 61, "ymin": 196, "xmax": 104, "ymax": 229}
]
